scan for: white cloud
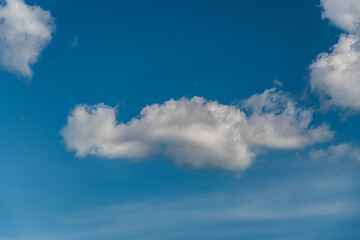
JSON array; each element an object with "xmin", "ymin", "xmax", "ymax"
[
  {"xmin": 320, "ymin": 0, "xmax": 360, "ymax": 33},
  {"xmin": 310, "ymin": 143, "xmax": 360, "ymax": 162},
  {"xmin": 0, "ymin": 0, "xmax": 54, "ymax": 77},
  {"xmin": 310, "ymin": 0, "xmax": 360, "ymax": 110},
  {"xmin": 61, "ymin": 88, "xmax": 333, "ymax": 171},
  {"xmin": 310, "ymin": 34, "xmax": 360, "ymax": 109}
]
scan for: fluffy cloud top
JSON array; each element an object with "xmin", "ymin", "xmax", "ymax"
[
  {"xmin": 310, "ymin": 143, "xmax": 360, "ymax": 162},
  {"xmin": 310, "ymin": 34, "xmax": 360, "ymax": 109},
  {"xmin": 61, "ymin": 88, "xmax": 332, "ymax": 171},
  {"xmin": 320, "ymin": 0, "xmax": 360, "ymax": 33},
  {"xmin": 0, "ymin": 0, "xmax": 54, "ymax": 77},
  {"xmin": 310, "ymin": 0, "xmax": 360, "ymax": 110}
]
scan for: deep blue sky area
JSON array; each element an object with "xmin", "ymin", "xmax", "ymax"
[{"xmin": 0, "ymin": 1, "xmax": 359, "ymax": 239}]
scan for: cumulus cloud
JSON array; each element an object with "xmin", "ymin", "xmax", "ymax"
[
  {"xmin": 61, "ymin": 88, "xmax": 333, "ymax": 171},
  {"xmin": 320, "ymin": 0, "xmax": 360, "ymax": 33},
  {"xmin": 310, "ymin": 34, "xmax": 360, "ymax": 109},
  {"xmin": 310, "ymin": 0, "xmax": 360, "ymax": 110},
  {"xmin": 0, "ymin": 0, "xmax": 54, "ymax": 77},
  {"xmin": 310, "ymin": 143, "xmax": 360, "ymax": 162}
]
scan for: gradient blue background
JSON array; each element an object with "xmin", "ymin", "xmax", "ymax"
[{"xmin": 0, "ymin": 0, "xmax": 359, "ymax": 239}]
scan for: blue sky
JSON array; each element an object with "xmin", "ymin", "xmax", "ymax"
[{"xmin": 0, "ymin": 0, "xmax": 360, "ymax": 239}]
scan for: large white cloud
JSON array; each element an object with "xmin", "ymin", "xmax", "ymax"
[
  {"xmin": 310, "ymin": 0, "xmax": 360, "ymax": 110},
  {"xmin": 61, "ymin": 88, "xmax": 333, "ymax": 171},
  {"xmin": 0, "ymin": 0, "xmax": 54, "ymax": 77}
]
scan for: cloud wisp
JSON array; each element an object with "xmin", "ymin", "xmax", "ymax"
[
  {"xmin": 0, "ymin": 0, "xmax": 54, "ymax": 78},
  {"xmin": 61, "ymin": 88, "xmax": 332, "ymax": 171},
  {"xmin": 1, "ymin": 175, "xmax": 357, "ymax": 240},
  {"xmin": 25, "ymin": 175, "xmax": 360, "ymax": 240},
  {"xmin": 310, "ymin": 143, "xmax": 360, "ymax": 162},
  {"xmin": 310, "ymin": 0, "xmax": 360, "ymax": 111}
]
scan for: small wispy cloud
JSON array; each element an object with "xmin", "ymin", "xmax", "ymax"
[
  {"xmin": 70, "ymin": 36, "xmax": 78, "ymax": 48},
  {"xmin": 273, "ymin": 79, "xmax": 283, "ymax": 87},
  {"xmin": 310, "ymin": 143, "xmax": 360, "ymax": 162}
]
